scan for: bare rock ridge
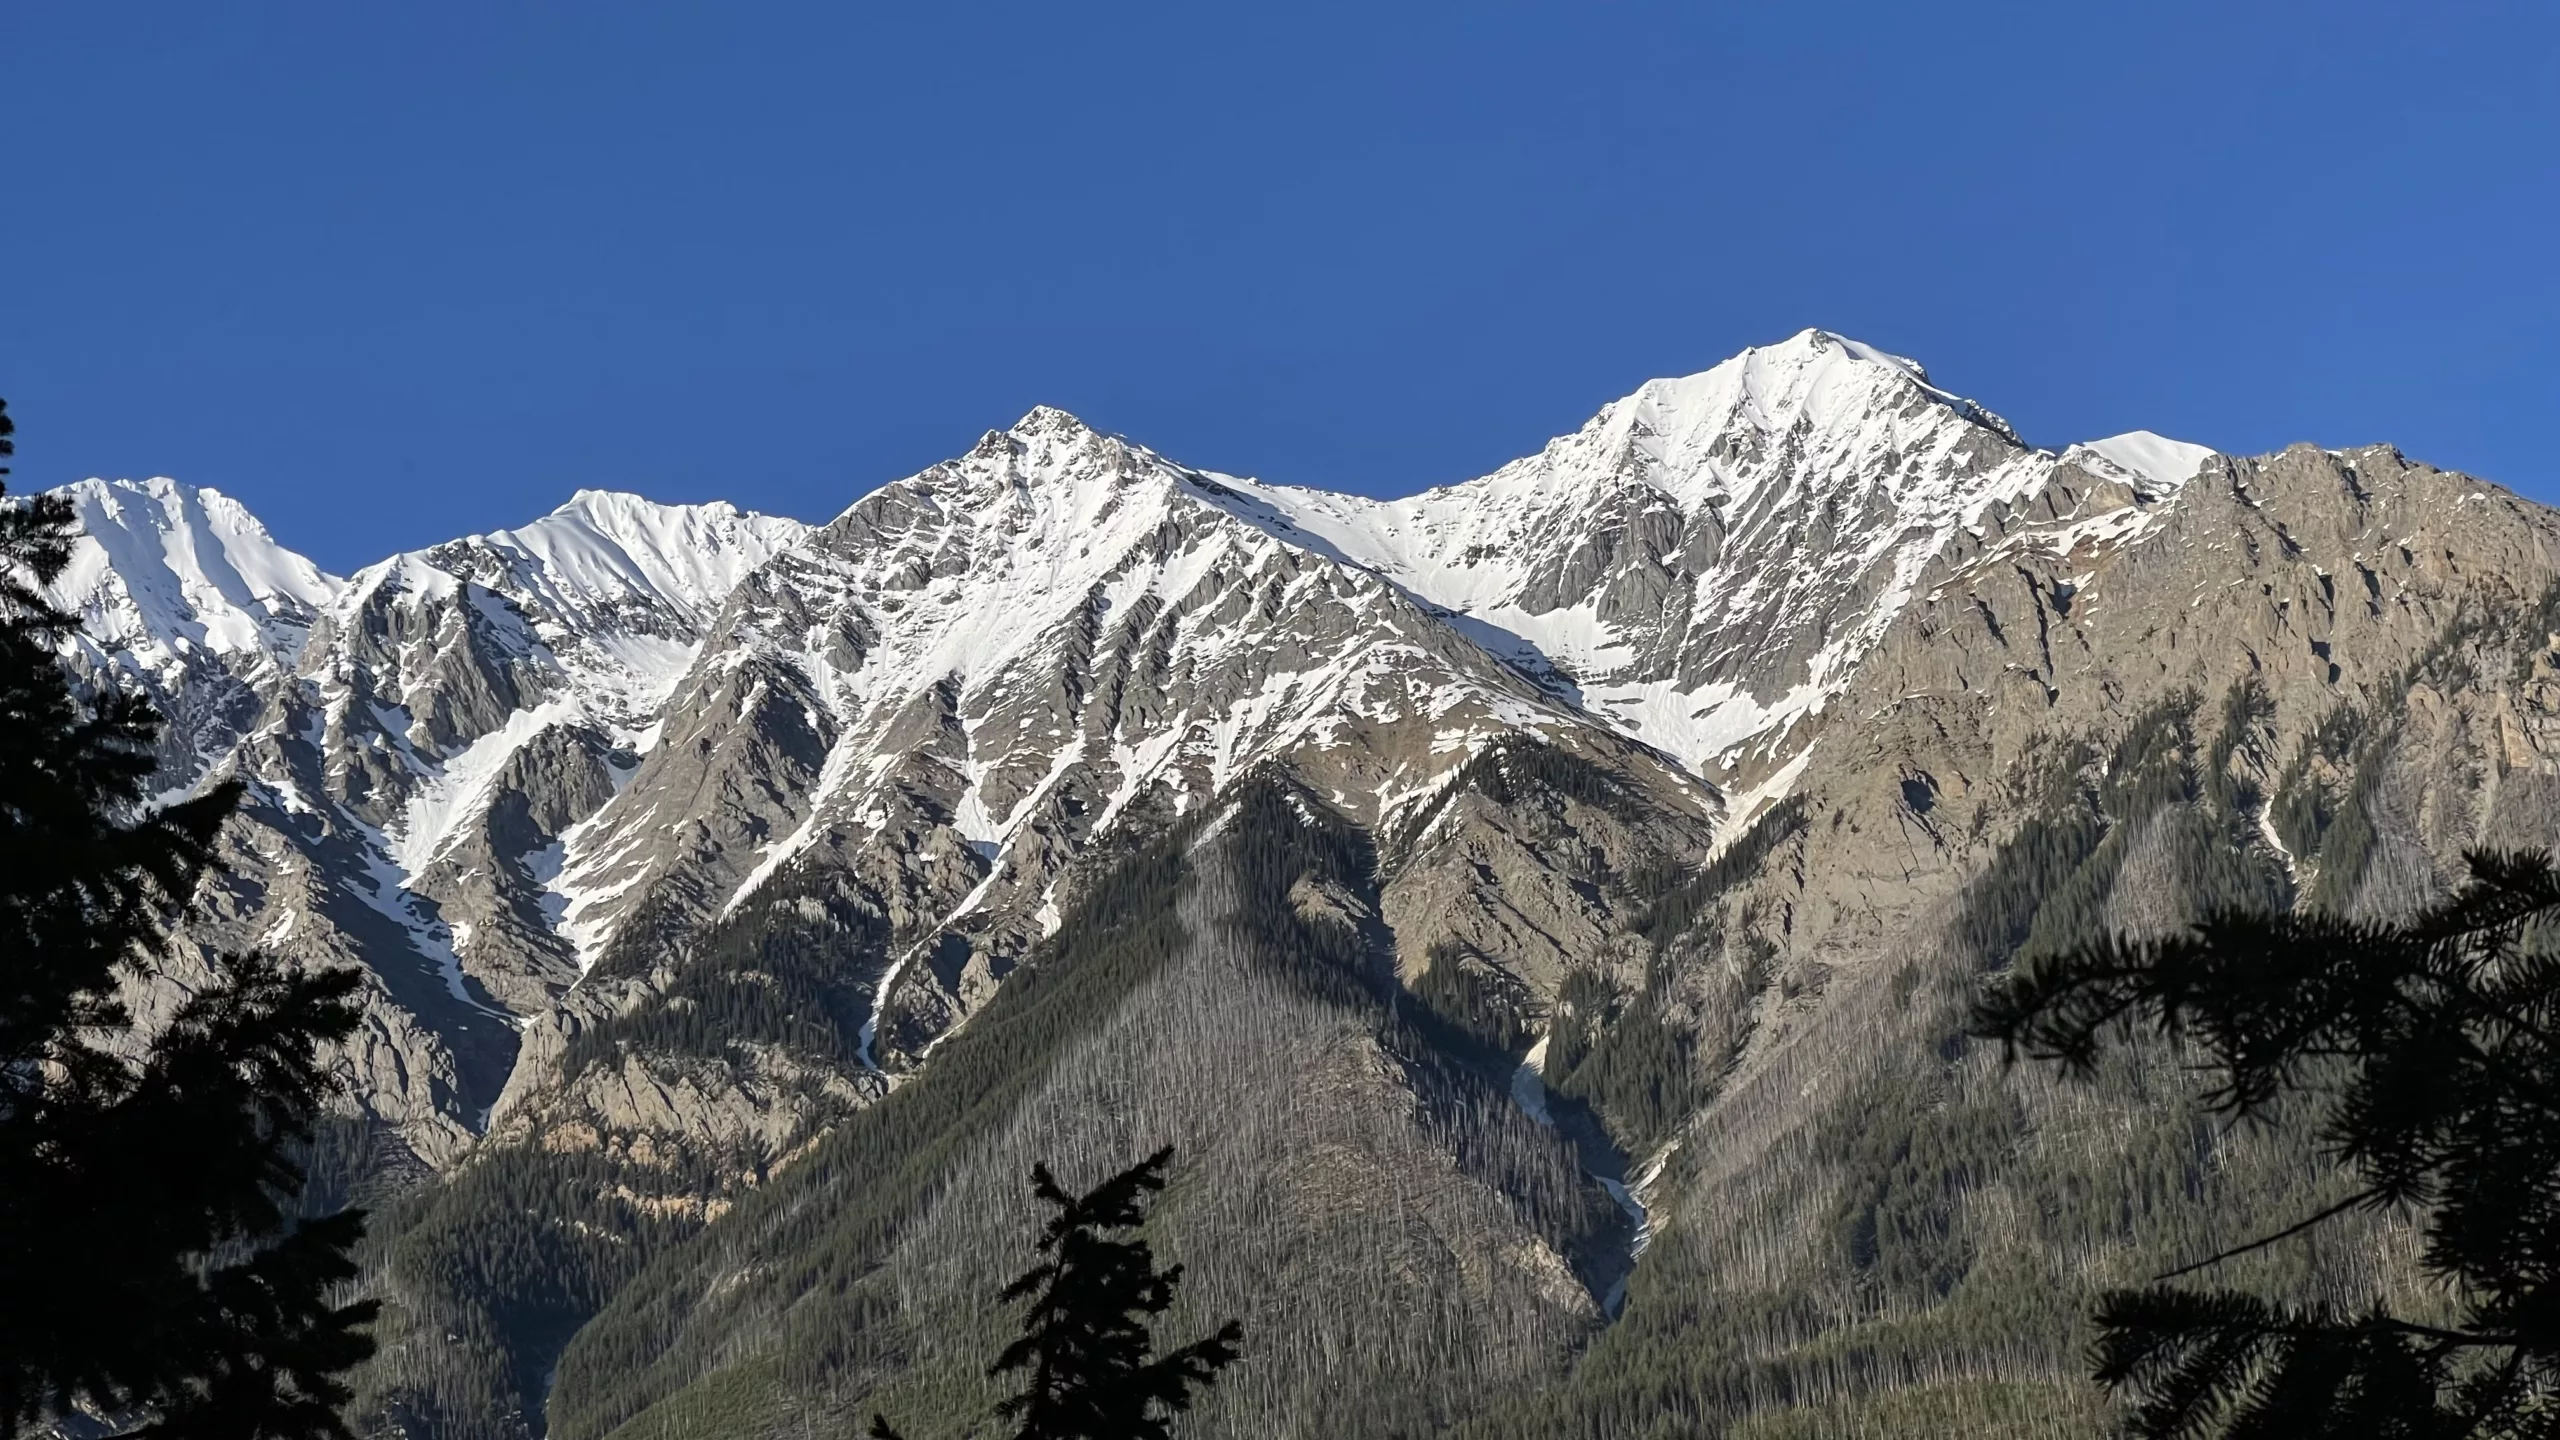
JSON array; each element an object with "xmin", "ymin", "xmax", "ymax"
[{"xmin": 49, "ymin": 326, "xmax": 2560, "ymax": 1437}]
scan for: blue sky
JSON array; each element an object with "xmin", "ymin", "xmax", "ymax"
[{"xmin": 4, "ymin": 2, "xmax": 2554, "ymax": 570}]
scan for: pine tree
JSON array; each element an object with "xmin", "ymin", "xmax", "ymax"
[
  {"xmin": 873, "ymin": 1146, "xmax": 1242, "ymax": 1440},
  {"xmin": 0, "ymin": 396, "xmax": 379, "ymax": 1438},
  {"xmin": 1972, "ymin": 847, "xmax": 2560, "ymax": 1436}
]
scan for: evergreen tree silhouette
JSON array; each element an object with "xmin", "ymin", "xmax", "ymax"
[
  {"xmin": 0, "ymin": 396, "xmax": 378, "ymax": 1438},
  {"xmin": 1974, "ymin": 848, "xmax": 2560, "ymax": 1436},
  {"xmin": 872, "ymin": 1146, "xmax": 1241, "ymax": 1440}
]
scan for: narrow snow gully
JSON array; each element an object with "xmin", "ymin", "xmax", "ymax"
[
  {"xmin": 1509, "ymin": 1033, "xmax": 1655, "ymax": 1318},
  {"xmin": 854, "ymin": 943, "xmax": 916, "ymax": 1074}
]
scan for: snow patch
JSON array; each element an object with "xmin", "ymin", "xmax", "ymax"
[
  {"xmin": 390, "ymin": 702, "xmax": 575, "ymax": 877},
  {"xmin": 2071, "ymin": 431, "xmax": 2217, "ymax": 492},
  {"xmin": 340, "ymin": 813, "xmax": 511, "ymax": 1021},
  {"xmin": 48, "ymin": 477, "xmax": 345, "ymax": 680}
]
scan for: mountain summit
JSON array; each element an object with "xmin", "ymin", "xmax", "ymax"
[{"xmin": 1226, "ymin": 328, "xmax": 2196, "ymax": 789}]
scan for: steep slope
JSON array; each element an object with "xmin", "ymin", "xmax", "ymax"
[
  {"xmin": 290, "ymin": 489, "xmax": 812, "ymax": 1023},
  {"xmin": 469, "ymin": 406, "xmax": 1719, "ymax": 1170},
  {"xmin": 1445, "ymin": 441, "xmax": 2560, "ymax": 1438},
  {"xmin": 550, "ymin": 415, "xmax": 2560, "ymax": 1433},
  {"xmin": 549, "ymin": 780, "xmax": 1634, "ymax": 1440},
  {"xmin": 472, "ymin": 377, "xmax": 2560, "ymax": 1438}
]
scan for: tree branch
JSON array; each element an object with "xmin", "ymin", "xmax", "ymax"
[{"xmin": 2150, "ymin": 1188, "xmax": 2382, "ymax": 1282}]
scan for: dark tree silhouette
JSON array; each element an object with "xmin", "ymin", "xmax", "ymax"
[
  {"xmin": 873, "ymin": 1146, "xmax": 1242, "ymax": 1440},
  {"xmin": 0, "ymin": 396, "xmax": 378, "ymax": 1438},
  {"xmin": 1973, "ymin": 847, "xmax": 2560, "ymax": 1437}
]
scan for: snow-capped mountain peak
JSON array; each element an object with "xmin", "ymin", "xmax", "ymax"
[
  {"xmin": 481, "ymin": 489, "xmax": 811, "ymax": 625},
  {"xmin": 1564, "ymin": 327, "xmax": 2028, "ymax": 516},
  {"xmin": 933, "ymin": 405, "xmax": 1161, "ymax": 505},
  {"xmin": 305, "ymin": 492, "xmax": 818, "ymax": 769},
  {"xmin": 2065, "ymin": 431, "xmax": 2219, "ymax": 495},
  {"xmin": 340, "ymin": 490, "xmax": 812, "ymax": 635},
  {"xmin": 1789, "ymin": 328, "xmax": 2022, "ymax": 441},
  {"xmin": 1184, "ymin": 330, "xmax": 2060, "ymax": 785},
  {"xmin": 49, "ymin": 476, "xmax": 345, "ymax": 671},
  {"xmin": 1007, "ymin": 403, "xmax": 1092, "ymax": 437}
]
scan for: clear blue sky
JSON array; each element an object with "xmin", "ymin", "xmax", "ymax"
[{"xmin": 5, "ymin": 2, "xmax": 2554, "ymax": 570}]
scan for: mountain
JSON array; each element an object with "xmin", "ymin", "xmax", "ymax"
[
  {"xmin": 54, "ymin": 329, "xmax": 2560, "ymax": 1438},
  {"xmin": 51, "ymin": 476, "xmax": 345, "ymax": 790},
  {"xmin": 59, "ymin": 483, "xmax": 810, "ymax": 1164},
  {"xmin": 1230, "ymin": 334, "xmax": 2217, "ymax": 807}
]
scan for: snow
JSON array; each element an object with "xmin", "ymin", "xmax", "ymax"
[
  {"xmin": 524, "ymin": 841, "xmax": 572, "ymax": 929},
  {"xmin": 2257, "ymin": 801, "xmax": 2300, "ymax": 884},
  {"xmin": 1150, "ymin": 335, "xmax": 2211, "ymax": 812},
  {"xmin": 1140, "ymin": 330, "xmax": 2053, "ymax": 809},
  {"xmin": 1710, "ymin": 749, "xmax": 1814, "ymax": 856},
  {"xmin": 1508, "ymin": 1035, "xmax": 1555, "ymax": 1126},
  {"xmin": 390, "ymin": 701, "xmax": 576, "ymax": 876},
  {"xmin": 48, "ymin": 477, "xmax": 345, "ymax": 675},
  {"xmin": 1506, "ymin": 1031, "xmax": 1650, "ymax": 1317},
  {"xmin": 859, "ymin": 826, "xmax": 1026, "ymax": 1070},
  {"xmin": 473, "ymin": 490, "xmax": 810, "ymax": 629},
  {"xmin": 2071, "ymin": 431, "xmax": 2217, "ymax": 492},
  {"xmin": 341, "ymin": 811, "xmax": 511, "ymax": 1020},
  {"xmin": 699, "ymin": 402, "xmax": 1598, "ymax": 936},
  {"xmin": 337, "ymin": 493, "xmax": 807, "ymax": 730},
  {"xmin": 52, "ymin": 477, "xmax": 817, "ymax": 1003}
]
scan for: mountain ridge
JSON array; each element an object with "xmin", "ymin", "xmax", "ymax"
[
  {"xmin": 44, "ymin": 329, "xmax": 2560, "ymax": 1439},
  {"xmin": 22, "ymin": 334, "xmax": 2294, "ymax": 1149}
]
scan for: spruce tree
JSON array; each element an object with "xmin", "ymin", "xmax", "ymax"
[
  {"xmin": 872, "ymin": 1146, "xmax": 1242, "ymax": 1440},
  {"xmin": 1973, "ymin": 847, "xmax": 2560, "ymax": 1436},
  {"xmin": 0, "ymin": 396, "xmax": 378, "ymax": 1438}
]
